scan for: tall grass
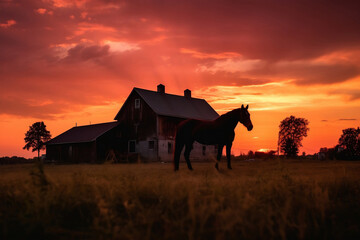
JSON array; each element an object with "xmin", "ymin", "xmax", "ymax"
[{"xmin": 0, "ymin": 160, "xmax": 359, "ymax": 239}]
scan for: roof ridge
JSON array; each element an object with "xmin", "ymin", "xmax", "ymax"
[
  {"xmin": 47, "ymin": 121, "xmax": 119, "ymax": 145},
  {"xmin": 134, "ymin": 87, "xmax": 205, "ymax": 101},
  {"xmin": 73, "ymin": 121, "xmax": 118, "ymax": 128}
]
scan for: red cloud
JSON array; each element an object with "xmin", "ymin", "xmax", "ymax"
[{"xmin": 0, "ymin": 20, "xmax": 16, "ymax": 28}]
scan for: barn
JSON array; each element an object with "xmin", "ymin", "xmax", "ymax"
[
  {"xmin": 46, "ymin": 122, "xmax": 120, "ymax": 163},
  {"xmin": 46, "ymin": 84, "xmax": 219, "ymax": 162}
]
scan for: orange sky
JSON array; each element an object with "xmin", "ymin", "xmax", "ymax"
[{"xmin": 1, "ymin": 0, "xmax": 360, "ymax": 158}]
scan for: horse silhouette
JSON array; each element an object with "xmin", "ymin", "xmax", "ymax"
[{"xmin": 174, "ymin": 105, "xmax": 253, "ymax": 171}]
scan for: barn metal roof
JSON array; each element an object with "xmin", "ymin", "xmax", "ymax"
[
  {"xmin": 46, "ymin": 122, "xmax": 118, "ymax": 145},
  {"xmin": 115, "ymin": 87, "xmax": 219, "ymax": 121}
]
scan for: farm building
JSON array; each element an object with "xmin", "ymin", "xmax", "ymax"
[
  {"xmin": 46, "ymin": 122, "xmax": 120, "ymax": 163},
  {"xmin": 46, "ymin": 84, "xmax": 219, "ymax": 162}
]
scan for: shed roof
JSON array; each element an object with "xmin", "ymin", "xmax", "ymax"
[
  {"xmin": 115, "ymin": 87, "xmax": 219, "ymax": 120},
  {"xmin": 46, "ymin": 122, "xmax": 118, "ymax": 145}
]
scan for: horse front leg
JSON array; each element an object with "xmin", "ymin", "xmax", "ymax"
[
  {"xmin": 184, "ymin": 143, "xmax": 193, "ymax": 170},
  {"xmin": 174, "ymin": 140, "xmax": 185, "ymax": 171},
  {"xmin": 226, "ymin": 143, "xmax": 232, "ymax": 169},
  {"xmin": 215, "ymin": 144, "xmax": 224, "ymax": 170}
]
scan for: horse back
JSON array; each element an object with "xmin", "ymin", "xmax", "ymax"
[{"xmin": 176, "ymin": 118, "xmax": 227, "ymax": 145}]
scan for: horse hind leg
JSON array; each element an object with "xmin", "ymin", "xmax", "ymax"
[
  {"xmin": 184, "ymin": 143, "xmax": 193, "ymax": 170},
  {"xmin": 215, "ymin": 144, "xmax": 224, "ymax": 170},
  {"xmin": 174, "ymin": 140, "xmax": 185, "ymax": 171}
]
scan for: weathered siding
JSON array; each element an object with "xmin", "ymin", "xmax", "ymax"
[
  {"xmin": 190, "ymin": 142, "xmax": 217, "ymax": 161},
  {"xmin": 157, "ymin": 139, "xmax": 174, "ymax": 162},
  {"xmin": 157, "ymin": 116, "xmax": 184, "ymax": 140},
  {"xmin": 96, "ymin": 126, "xmax": 122, "ymax": 162},
  {"xmin": 137, "ymin": 140, "xmax": 158, "ymax": 161},
  {"xmin": 156, "ymin": 139, "xmax": 217, "ymax": 162},
  {"xmin": 46, "ymin": 142, "xmax": 96, "ymax": 163},
  {"xmin": 46, "ymin": 126, "xmax": 121, "ymax": 163},
  {"xmin": 116, "ymin": 91, "xmax": 157, "ymax": 141},
  {"xmin": 115, "ymin": 91, "xmax": 158, "ymax": 160}
]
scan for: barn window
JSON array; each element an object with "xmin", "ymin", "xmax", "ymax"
[
  {"xmin": 148, "ymin": 140, "xmax": 155, "ymax": 150},
  {"xmin": 202, "ymin": 146, "xmax": 206, "ymax": 156},
  {"xmin": 129, "ymin": 140, "xmax": 136, "ymax": 153},
  {"xmin": 168, "ymin": 142, "xmax": 173, "ymax": 154},
  {"xmin": 135, "ymin": 98, "xmax": 140, "ymax": 109}
]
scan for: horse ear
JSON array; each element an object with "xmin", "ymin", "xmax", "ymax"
[
  {"xmin": 246, "ymin": 105, "xmax": 249, "ymax": 109},
  {"xmin": 241, "ymin": 104, "xmax": 244, "ymax": 109}
]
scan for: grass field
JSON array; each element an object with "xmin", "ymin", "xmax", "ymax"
[{"xmin": 1, "ymin": 160, "xmax": 360, "ymax": 239}]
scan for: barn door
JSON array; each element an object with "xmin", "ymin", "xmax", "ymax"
[
  {"xmin": 168, "ymin": 142, "xmax": 173, "ymax": 154},
  {"xmin": 128, "ymin": 140, "xmax": 136, "ymax": 153}
]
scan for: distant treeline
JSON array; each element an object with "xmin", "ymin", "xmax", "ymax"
[
  {"xmin": 0, "ymin": 156, "xmax": 35, "ymax": 165},
  {"xmin": 235, "ymin": 151, "xmax": 317, "ymax": 161},
  {"xmin": 319, "ymin": 146, "xmax": 360, "ymax": 161}
]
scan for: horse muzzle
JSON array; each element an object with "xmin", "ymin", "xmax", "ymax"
[{"xmin": 247, "ymin": 125, "xmax": 253, "ymax": 131}]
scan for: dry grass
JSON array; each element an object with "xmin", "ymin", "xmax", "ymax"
[{"xmin": 1, "ymin": 160, "xmax": 360, "ymax": 239}]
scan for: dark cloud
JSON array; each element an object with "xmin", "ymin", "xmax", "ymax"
[
  {"xmin": 199, "ymin": 60, "xmax": 360, "ymax": 86},
  {"xmin": 198, "ymin": 72, "xmax": 271, "ymax": 86},
  {"xmin": 0, "ymin": 96, "xmax": 67, "ymax": 119},
  {"xmin": 339, "ymin": 119, "xmax": 357, "ymax": 121},
  {"xmin": 271, "ymin": 62, "xmax": 360, "ymax": 85},
  {"xmin": 120, "ymin": 0, "xmax": 360, "ymax": 60},
  {"xmin": 63, "ymin": 44, "xmax": 110, "ymax": 62}
]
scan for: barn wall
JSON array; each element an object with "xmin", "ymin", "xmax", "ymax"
[
  {"xmin": 46, "ymin": 144, "xmax": 61, "ymax": 162},
  {"xmin": 115, "ymin": 91, "xmax": 159, "ymax": 160},
  {"xmin": 190, "ymin": 142, "xmax": 217, "ymax": 161},
  {"xmin": 157, "ymin": 116, "xmax": 217, "ymax": 162},
  {"xmin": 157, "ymin": 139, "xmax": 174, "ymax": 162},
  {"xmin": 46, "ymin": 142, "xmax": 96, "ymax": 163},
  {"xmin": 156, "ymin": 139, "xmax": 217, "ymax": 162},
  {"xmin": 96, "ymin": 126, "xmax": 122, "ymax": 162},
  {"xmin": 138, "ymin": 139, "xmax": 158, "ymax": 161},
  {"xmin": 115, "ymin": 91, "xmax": 157, "ymax": 141},
  {"xmin": 157, "ymin": 115, "xmax": 184, "ymax": 140},
  {"xmin": 72, "ymin": 142, "xmax": 97, "ymax": 162}
]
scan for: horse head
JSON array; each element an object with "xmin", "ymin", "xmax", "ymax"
[{"xmin": 239, "ymin": 104, "xmax": 253, "ymax": 131}]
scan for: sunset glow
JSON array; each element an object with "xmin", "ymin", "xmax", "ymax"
[{"xmin": 1, "ymin": 0, "xmax": 360, "ymax": 158}]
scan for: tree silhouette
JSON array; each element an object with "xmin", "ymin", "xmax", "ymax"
[
  {"xmin": 23, "ymin": 122, "xmax": 51, "ymax": 160},
  {"xmin": 278, "ymin": 115, "xmax": 309, "ymax": 157},
  {"xmin": 338, "ymin": 127, "xmax": 360, "ymax": 159},
  {"xmin": 280, "ymin": 138, "xmax": 298, "ymax": 157}
]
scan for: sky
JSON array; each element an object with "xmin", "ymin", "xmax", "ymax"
[{"xmin": 1, "ymin": 0, "xmax": 360, "ymax": 158}]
